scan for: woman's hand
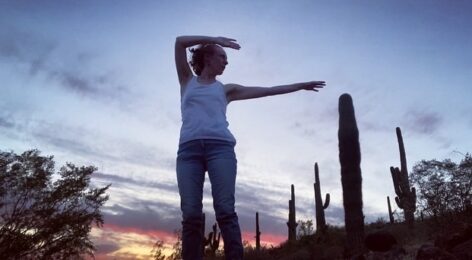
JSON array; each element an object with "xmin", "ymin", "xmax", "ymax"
[
  {"xmin": 299, "ymin": 81, "xmax": 326, "ymax": 92},
  {"xmin": 215, "ymin": 37, "xmax": 241, "ymax": 50}
]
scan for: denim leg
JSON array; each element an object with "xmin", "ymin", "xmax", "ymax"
[
  {"xmin": 206, "ymin": 141, "xmax": 243, "ymax": 260},
  {"xmin": 176, "ymin": 141, "xmax": 206, "ymax": 260}
]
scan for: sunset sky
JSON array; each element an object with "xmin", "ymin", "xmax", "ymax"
[{"xmin": 1, "ymin": 1, "xmax": 471, "ymax": 258}]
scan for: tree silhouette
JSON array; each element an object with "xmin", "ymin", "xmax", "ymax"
[
  {"xmin": 0, "ymin": 149, "xmax": 110, "ymax": 259},
  {"xmin": 410, "ymin": 153, "xmax": 472, "ymax": 220},
  {"xmin": 150, "ymin": 230, "xmax": 183, "ymax": 260},
  {"xmin": 150, "ymin": 240, "xmax": 167, "ymax": 260}
]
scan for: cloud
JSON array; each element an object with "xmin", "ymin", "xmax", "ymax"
[
  {"xmin": 403, "ymin": 109, "xmax": 442, "ymax": 135},
  {"xmin": 95, "ymin": 242, "xmax": 121, "ymax": 255},
  {"xmin": 91, "ymin": 172, "xmax": 182, "ymax": 234},
  {"xmin": 0, "ymin": 114, "xmax": 15, "ymax": 129},
  {"xmin": 26, "ymin": 119, "xmax": 175, "ymax": 170},
  {"xmin": 0, "ymin": 114, "xmax": 176, "ymax": 174},
  {"xmin": 91, "ymin": 224, "xmax": 170, "ymax": 260},
  {"xmin": 0, "ymin": 26, "xmax": 129, "ymax": 101},
  {"xmin": 325, "ymin": 204, "xmax": 345, "ymax": 226},
  {"xmin": 103, "ymin": 204, "xmax": 181, "ymax": 233},
  {"xmin": 289, "ymin": 105, "xmax": 338, "ymax": 138},
  {"xmin": 93, "ymin": 172, "xmax": 177, "ymax": 194},
  {"xmin": 93, "ymin": 169, "xmax": 302, "ymax": 238},
  {"xmin": 0, "ymin": 27, "xmax": 54, "ymax": 70}
]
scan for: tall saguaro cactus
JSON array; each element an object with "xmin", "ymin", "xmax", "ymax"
[
  {"xmin": 287, "ymin": 184, "xmax": 298, "ymax": 242},
  {"xmin": 314, "ymin": 162, "xmax": 330, "ymax": 232},
  {"xmin": 390, "ymin": 127, "xmax": 416, "ymax": 229},
  {"xmin": 256, "ymin": 212, "xmax": 261, "ymax": 250},
  {"xmin": 387, "ymin": 196, "xmax": 394, "ymax": 224},
  {"xmin": 338, "ymin": 93, "xmax": 365, "ymax": 256}
]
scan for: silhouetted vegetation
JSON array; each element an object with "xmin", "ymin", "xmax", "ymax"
[
  {"xmin": 150, "ymin": 240, "xmax": 166, "ymax": 260},
  {"xmin": 151, "ymin": 229, "xmax": 183, "ymax": 260},
  {"xmin": 410, "ymin": 153, "xmax": 472, "ymax": 226},
  {"xmin": 203, "ymin": 223, "xmax": 221, "ymax": 257},
  {"xmin": 0, "ymin": 149, "xmax": 109, "ymax": 259}
]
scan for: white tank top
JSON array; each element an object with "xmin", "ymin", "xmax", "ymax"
[{"xmin": 179, "ymin": 76, "xmax": 236, "ymax": 144}]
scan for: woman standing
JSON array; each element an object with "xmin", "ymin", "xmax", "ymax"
[{"xmin": 175, "ymin": 35, "xmax": 325, "ymax": 259}]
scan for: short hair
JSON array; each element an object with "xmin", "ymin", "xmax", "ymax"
[{"xmin": 189, "ymin": 44, "xmax": 217, "ymax": 76}]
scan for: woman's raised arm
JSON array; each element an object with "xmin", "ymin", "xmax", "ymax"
[
  {"xmin": 225, "ymin": 81, "xmax": 326, "ymax": 102},
  {"xmin": 174, "ymin": 36, "xmax": 240, "ymax": 92}
]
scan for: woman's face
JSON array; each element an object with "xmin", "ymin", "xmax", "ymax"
[{"xmin": 205, "ymin": 46, "xmax": 228, "ymax": 75}]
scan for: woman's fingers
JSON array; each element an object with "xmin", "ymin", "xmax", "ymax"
[
  {"xmin": 303, "ymin": 81, "xmax": 326, "ymax": 91},
  {"xmin": 216, "ymin": 37, "xmax": 241, "ymax": 49},
  {"xmin": 228, "ymin": 42, "xmax": 241, "ymax": 49},
  {"xmin": 312, "ymin": 81, "xmax": 325, "ymax": 88},
  {"xmin": 223, "ymin": 37, "xmax": 237, "ymax": 42}
]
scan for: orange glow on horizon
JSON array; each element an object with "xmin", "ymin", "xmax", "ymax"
[
  {"xmin": 91, "ymin": 224, "xmax": 287, "ymax": 259},
  {"xmin": 91, "ymin": 224, "xmax": 176, "ymax": 259},
  {"xmin": 241, "ymin": 230, "xmax": 286, "ymax": 247},
  {"xmin": 101, "ymin": 223, "xmax": 177, "ymax": 241}
]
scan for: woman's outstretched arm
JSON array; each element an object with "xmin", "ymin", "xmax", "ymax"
[
  {"xmin": 225, "ymin": 81, "xmax": 326, "ymax": 102},
  {"xmin": 175, "ymin": 36, "xmax": 240, "ymax": 91}
]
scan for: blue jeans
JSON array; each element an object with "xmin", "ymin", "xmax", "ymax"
[{"xmin": 176, "ymin": 139, "xmax": 243, "ymax": 260}]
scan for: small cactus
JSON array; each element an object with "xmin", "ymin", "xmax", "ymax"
[
  {"xmin": 204, "ymin": 223, "xmax": 221, "ymax": 256},
  {"xmin": 314, "ymin": 162, "xmax": 330, "ymax": 232},
  {"xmin": 256, "ymin": 212, "xmax": 261, "ymax": 250},
  {"xmin": 387, "ymin": 196, "xmax": 394, "ymax": 224},
  {"xmin": 287, "ymin": 184, "xmax": 298, "ymax": 242}
]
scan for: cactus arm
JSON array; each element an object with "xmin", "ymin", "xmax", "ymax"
[
  {"xmin": 324, "ymin": 193, "xmax": 330, "ymax": 209},
  {"xmin": 390, "ymin": 167, "xmax": 402, "ymax": 195},
  {"xmin": 395, "ymin": 196, "xmax": 404, "ymax": 209}
]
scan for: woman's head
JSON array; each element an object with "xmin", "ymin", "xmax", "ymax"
[{"xmin": 190, "ymin": 44, "xmax": 227, "ymax": 76}]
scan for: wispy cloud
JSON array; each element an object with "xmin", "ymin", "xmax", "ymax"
[
  {"xmin": 404, "ymin": 109, "xmax": 442, "ymax": 135},
  {"xmin": 0, "ymin": 114, "xmax": 175, "ymax": 173},
  {"xmin": 0, "ymin": 114, "xmax": 15, "ymax": 129},
  {"xmin": 92, "ymin": 168, "xmax": 345, "ymax": 240},
  {"xmin": 103, "ymin": 204, "xmax": 181, "ymax": 232},
  {"xmin": 0, "ymin": 27, "xmax": 54, "ymax": 69},
  {"xmin": 325, "ymin": 204, "xmax": 345, "ymax": 225},
  {"xmin": 92, "ymin": 224, "xmax": 171, "ymax": 259},
  {"xmin": 95, "ymin": 242, "xmax": 121, "ymax": 256},
  {"xmin": 0, "ymin": 27, "xmax": 129, "ymax": 101},
  {"xmin": 94, "ymin": 172, "xmax": 176, "ymax": 193}
]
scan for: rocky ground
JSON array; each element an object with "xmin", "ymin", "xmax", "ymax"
[{"xmin": 238, "ymin": 211, "xmax": 472, "ymax": 260}]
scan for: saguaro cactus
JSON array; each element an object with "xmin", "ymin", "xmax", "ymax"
[
  {"xmin": 387, "ymin": 196, "xmax": 394, "ymax": 224},
  {"xmin": 256, "ymin": 212, "xmax": 261, "ymax": 250},
  {"xmin": 390, "ymin": 127, "xmax": 416, "ymax": 229},
  {"xmin": 338, "ymin": 93, "xmax": 365, "ymax": 256},
  {"xmin": 204, "ymin": 223, "xmax": 221, "ymax": 256},
  {"xmin": 314, "ymin": 162, "xmax": 330, "ymax": 232},
  {"xmin": 287, "ymin": 184, "xmax": 298, "ymax": 242}
]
